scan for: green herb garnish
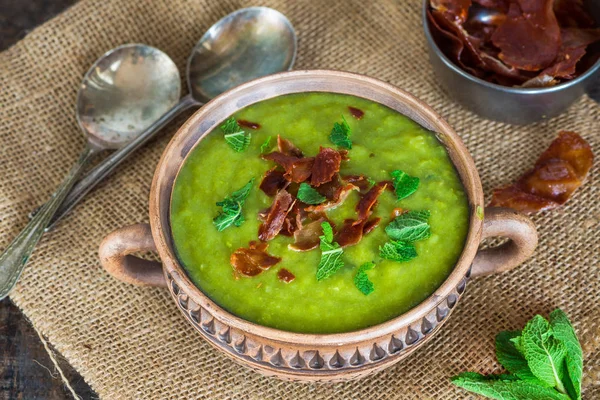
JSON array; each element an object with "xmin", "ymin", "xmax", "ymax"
[
  {"xmin": 329, "ymin": 115, "xmax": 352, "ymax": 149},
  {"xmin": 390, "ymin": 169, "xmax": 419, "ymax": 200},
  {"xmin": 367, "ymin": 176, "xmax": 376, "ymax": 188},
  {"xmin": 452, "ymin": 309, "xmax": 583, "ymax": 400},
  {"xmin": 316, "ymin": 222, "xmax": 344, "ymax": 281},
  {"xmin": 297, "ymin": 183, "xmax": 327, "ymax": 205},
  {"xmin": 354, "ymin": 262, "xmax": 375, "ymax": 295},
  {"xmin": 212, "ymin": 178, "xmax": 254, "ymax": 231},
  {"xmin": 379, "ymin": 240, "xmax": 417, "ymax": 262},
  {"xmin": 385, "ymin": 210, "xmax": 431, "ymax": 242},
  {"xmin": 260, "ymin": 136, "xmax": 272, "ymax": 154},
  {"xmin": 221, "ymin": 117, "xmax": 251, "ymax": 152}
]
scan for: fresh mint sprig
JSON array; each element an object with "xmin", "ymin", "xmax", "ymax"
[
  {"xmin": 379, "ymin": 240, "xmax": 417, "ymax": 262},
  {"xmin": 260, "ymin": 136, "xmax": 272, "ymax": 154},
  {"xmin": 452, "ymin": 309, "xmax": 583, "ymax": 400},
  {"xmin": 221, "ymin": 117, "xmax": 251, "ymax": 152},
  {"xmin": 390, "ymin": 169, "xmax": 419, "ymax": 200},
  {"xmin": 316, "ymin": 222, "xmax": 344, "ymax": 281},
  {"xmin": 297, "ymin": 183, "xmax": 327, "ymax": 205},
  {"xmin": 213, "ymin": 178, "xmax": 254, "ymax": 231},
  {"xmin": 385, "ymin": 210, "xmax": 431, "ymax": 242},
  {"xmin": 329, "ymin": 115, "xmax": 352, "ymax": 149},
  {"xmin": 354, "ymin": 262, "xmax": 375, "ymax": 295}
]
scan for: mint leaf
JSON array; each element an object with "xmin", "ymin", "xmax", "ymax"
[
  {"xmin": 316, "ymin": 222, "xmax": 344, "ymax": 281},
  {"xmin": 379, "ymin": 240, "xmax": 417, "ymax": 262},
  {"xmin": 227, "ymin": 178, "xmax": 254, "ymax": 203},
  {"xmin": 367, "ymin": 176, "xmax": 376, "ymax": 188},
  {"xmin": 390, "ymin": 169, "xmax": 419, "ymax": 200},
  {"xmin": 354, "ymin": 262, "xmax": 375, "ymax": 295},
  {"xmin": 451, "ymin": 372, "xmax": 571, "ymax": 400},
  {"xmin": 520, "ymin": 315, "xmax": 568, "ymax": 394},
  {"xmin": 321, "ymin": 221, "xmax": 334, "ymax": 243},
  {"xmin": 213, "ymin": 179, "xmax": 254, "ymax": 231},
  {"xmin": 260, "ymin": 136, "xmax": 272, "ymax": 154},
  {"xmin": 496, "ymin": 331, "xmax": 547, "ymax": 386},
  {"xmin": 550, "ymin": 309, "xmax": 583, "ymax": 400},
  {"xmin": 329, "ymin": 116, "xmax": 352, "ymax": 149},
  {"xmin": 221, "ymin": 117, "xmax": 250, "ymax": 152},
  {"xmin": 385, "ymin": 210, "xmax": 431, "ymax": 242},
  {"xmin": 297, "ymin": 183, "xmax": 327, "ymax": 205}
]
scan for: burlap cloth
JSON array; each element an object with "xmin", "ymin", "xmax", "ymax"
[{"xmin": 1, "ymin": 0, "xmax": 599, "ymax": 398}]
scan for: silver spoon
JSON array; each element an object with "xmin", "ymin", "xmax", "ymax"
[
  {"xmin": 43, "ymin": 6, "xmax": 297, "ymax": 229},
  {"xmin": 0, "ymin": 44, "xmax": 181, "ymax": 300}
]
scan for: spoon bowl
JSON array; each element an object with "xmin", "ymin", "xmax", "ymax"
[
  {"xmin": 188, "ymin": 7, "xmax": 297, "ymax": 102},
  {"xmin": 78, "ymin": 44, "xmax": 181, "ymax": 149}
]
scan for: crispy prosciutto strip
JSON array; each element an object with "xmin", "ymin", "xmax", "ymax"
[
  {"xmin": 237, "ymin": 120, "xmax": 261, "ymax": 129},
  {"xmin": 259, "ymin": 167, "xmax": 288, "ymax": 197},
  {"xmin": 491, "ymin": 1, "xmax": 561, "ymax": 71},
  {"xmin": 490, "ymin": 131, "xmax": 593, "ymax": 213},
  {"xmin": 363, "ymin": 217, "xmax": 381, "ymax": 235},
  {"xmin": 342, "ymin": 174, "xmax": 372, "ymax": 193},
  {"xmin": 258, "ymin": 190, "xmax": 295, "ymax": 241},
  {"xmin": 287, "ymin": 157, "xmax": 315, "ymax": 183},
  {"xmin": 289, "ymin": 218, "xmax": 326, "ymax": 252},
  {"xmin": 230, "ymin": 241, "xmax": 281, "ymax": 277},
  {"xmin": 355, "ymin": 182, "xmax": 388, "ymax": 222},
  {"xmin": 280, "ymin": 202, "xmax": 306, "ymax": 237},
  {"xmin": 310, "ymin": 147, "xmax": 342, "ymax": 186},
  {"xmin": 262, "ymin": 151, "xmax": 299, "ymax": 171},
  {"xmin": 277, "ymin": 268, "xmax": 296, "ymax": 283},
  {"xmin": 335, "ymin": 219, "xmax": 368, "ymax": 248},
  {"xmin": 348, "ymin": 106, "xmax": 365, "ymax": 120},
  {"xmin": 278, "ymin": 135, "xmax": 304, "ymax": 157},
  {"xmin": 305, "ymin": 183, "xmax": 359, "ymax": 212}
]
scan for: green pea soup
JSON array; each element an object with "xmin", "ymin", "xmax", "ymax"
[{"xmin": 170, "ymin": 92, "xmax": 469, "ymax": 334}]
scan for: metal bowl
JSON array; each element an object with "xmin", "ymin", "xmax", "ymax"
[{"xmin": 422, "ymin": 0, "xmax": 600, "ymax": 125}]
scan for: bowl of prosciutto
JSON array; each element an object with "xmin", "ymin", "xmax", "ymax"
[
  {"xmin": 98, "ymin": 70, "xmax": 538, "ymax": 381},
  {"xmin": 424, "ymin": 0, "xmax": 600, "ymax": 124}
]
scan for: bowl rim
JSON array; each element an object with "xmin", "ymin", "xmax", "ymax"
[
  {"xmin": 149, "ymin": 69, "xmax": 484, "ymax": 346},
  {"xmin": 421, "ymin": 0, "xmax": 600, "ymax": 94}
]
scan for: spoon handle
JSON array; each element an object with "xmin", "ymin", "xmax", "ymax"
[
  {"xmin": 46, "ymin": 94, "xmax": 199, "ymax": 230},
  {"xmin": 0, "ymin": 145, "xmax": 97, "ymax": 300}
]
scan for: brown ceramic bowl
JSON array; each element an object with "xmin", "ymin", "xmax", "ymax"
[{"xmin": 98, "ymin": 70, "xmax": 538, "ymax": 382}]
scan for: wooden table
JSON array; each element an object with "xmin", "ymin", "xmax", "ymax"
[{"xmin": 1, "ymin": 1, "xmax": 96, "ymax": 398}]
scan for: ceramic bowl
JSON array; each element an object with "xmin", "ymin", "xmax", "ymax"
[{"xmin": 98, "ymin": 70, "xmax": 538, "ymax": 382}]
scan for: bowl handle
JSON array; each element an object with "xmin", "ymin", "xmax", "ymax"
[
  {"xmin": 98, "ymin": 223, "xmax": 167, "ymax": 287},
  {"xmin": 471, "ymin": 207, "xmax": 538, "ymax": 278}
]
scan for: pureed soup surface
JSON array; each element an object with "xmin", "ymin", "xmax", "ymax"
[{"xmin": 171, "ymin": 93, "xmax": 469, "ymax": 334}]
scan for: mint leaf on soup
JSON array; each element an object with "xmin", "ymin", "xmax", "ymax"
[
  {"xmin": 221, "ymin": 117, "xmax": 251, "ymax": 152},
  {"xmin": 550, "ymin": 309, "xmax": 583, "ymax": 400},
  {"xmin": 451, "ymin": 373, "xmax": 571, "ymax": 400},
  {"xmin": 260, "ymin": 136, "xmax": 272, "ymax": 154},
  {"xmin": 379, "ymin": 240, "xmax": 417, "ymax": 262},
  {"xmin": 496, "ymin": 331, "xmax": 547, "ymax": 386},
  {"xmin": 520, "ymin": 315, "xmax": 568, "ymax": 393},
  {"xmin": 321, "ymin": 220, "xmax": 334, "ymax": 243},
  {"xmin": 213, "ymin": 178, "xmax": 254, "ymax": 231},
  {"xmin": 385, "ymin": 210, "xmax": 431, "ymax": 242},
  {"xmin": 390, "ymin": 169, "xmax": 419, "ymax": 200},
  {"xmin": 297, "ymin": 183, "xmax": 327, "ymax": 205},
  {"xmin": 354, "ymin": 262, "xmax": 375, "ymax": 295},
  {"xmin": 316, "ymin": 222, "xmax": 344, "ymax": 281},
  {"xmin": 329, "ymin": 115, "xmax": 352, "ymax": 149}
]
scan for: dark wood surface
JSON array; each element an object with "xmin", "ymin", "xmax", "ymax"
[{"xmin": 1, "ymin": 1, "xmax": 96, "ymax": 399}]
